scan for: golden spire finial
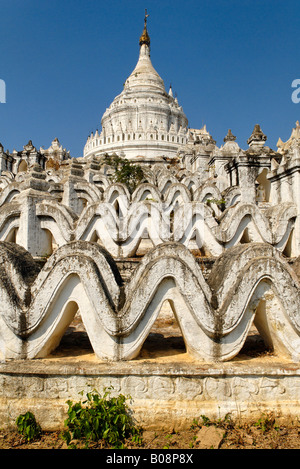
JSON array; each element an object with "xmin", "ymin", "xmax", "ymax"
[
  {"xmin": 139, "ymin": 8, "xmax": 150, "ymax": 47},
  {"xmin": 144, "ymin": 8, "xmax": 149, "ymax": 27}
]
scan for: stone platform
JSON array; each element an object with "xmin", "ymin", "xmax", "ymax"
[{"xmin": 1, "ymin": 325, "xmax": 300, "ymax": 431}]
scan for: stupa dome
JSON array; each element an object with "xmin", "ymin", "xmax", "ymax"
[{"xmin": 84, "ymin": 11, "xmax": 188, "ymax": 162}]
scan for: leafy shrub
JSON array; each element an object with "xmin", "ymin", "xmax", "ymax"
[
  {"xmin": 16, "ymin": 411, "xmax": 42, "ymax": 442},
  {"xmin": 61, "ymin": 387, "xmax": 142, "ymax": 448},
  {"xmin": 102, "ymin": 154, "xmax": 145, "ymax": 193}
]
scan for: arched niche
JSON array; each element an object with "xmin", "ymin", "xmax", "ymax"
[
  {"xmin": 18, "ymin": 160, "xmax": 28, "ymax": 173},
  {"xmin": 256, "ymin": 168, "xmax": 271, "ymax": 203}
]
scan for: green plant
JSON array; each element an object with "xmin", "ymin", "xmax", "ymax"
[
  {"xmin": 16, "ymin": 411, "xmax": 42, "ymax": 442},
  {"xmin": 61, "ymin": 387, "xmax": 143, "ymax": 449},
  {"xmin": 102, "ymin": 154, "xmax": 145, "ymax": 193},
  {"xmin": 190, "ymin": 418, "xmax": 199, "ymax": 429},
  {"xmin": 189, "ymin": 435, "xmax": 197, "ymax": 448},
  {"xmin": 254, "ymin": 413, "xmax": 279, "ymax": 433},
  {"xmin": 206, "ymin": 198, "xmax": 226, "ymax": 208},
  {"xmin": 200, "ymin": 414, "xmax": 212, "ymax": 427}
]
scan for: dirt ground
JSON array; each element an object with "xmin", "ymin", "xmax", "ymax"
[{"xmin": 1, "ymin": 416, "xmax": 300, "ymax": 449}]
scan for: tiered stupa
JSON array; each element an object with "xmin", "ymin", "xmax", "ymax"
[{"xmin": 84, "ymin": 11, "xmax": 188, "ymax": 162}]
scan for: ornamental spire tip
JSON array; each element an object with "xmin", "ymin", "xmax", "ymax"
[{"xmin": 139, "ymin": 8, "xmax": 150, "ymax": 47}]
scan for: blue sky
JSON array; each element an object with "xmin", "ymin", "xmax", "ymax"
[{"xmin": 0, "ymin": 0, "xmax": 299, "ymax": 157}]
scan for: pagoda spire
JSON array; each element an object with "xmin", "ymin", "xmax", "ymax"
[{"xmin": 139, "ymin": 9, "xmax": 150, "ymax": 47}]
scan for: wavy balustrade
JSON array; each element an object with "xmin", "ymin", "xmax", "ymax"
[
  {"xmin": 0, "ymin": 240, "xmax": 300, "ymax": 362},
  {"xmin": 0, "ymin": 184, "xmax": 297, "ymax": 258}
]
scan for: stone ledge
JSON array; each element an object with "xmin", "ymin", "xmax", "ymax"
[
  {"xmin": 1, "ymin": 357, "xmax": 300, "ymax": 431},
  {"xmin": 0, "ymin": 356, "xmax": 300, "ymax": 377}
]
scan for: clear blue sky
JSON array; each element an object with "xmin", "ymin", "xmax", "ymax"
[{"xmin": 0, "ymin": 0, "xmax": 299, "ymax": 157}]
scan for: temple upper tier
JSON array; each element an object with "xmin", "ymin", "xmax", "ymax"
[{"xmin": 84, "ymin": 14, "xmax": 189, "ymax": 161}]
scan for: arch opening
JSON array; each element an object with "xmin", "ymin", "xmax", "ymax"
[
  {"xmin": 236, "ymin": 278, "xmax": 297, "ymax": 361},
  {"xmin": 50, "ymin": 307, "xmax": 93, "ymax": 358},
  {"xmin": 5, "ymin": 227, "xmax": 17, "ymax": 243},
  {"xmin": 282, "ymin": 228, "xmax": 295, "ymax": 258},
  {"xmin": 18, "ymin": 160, "xmax": 28, "ymax": 173},
  {"xmin": 140, "ymin": 299, "xmax": 186, "ymax": 359}
]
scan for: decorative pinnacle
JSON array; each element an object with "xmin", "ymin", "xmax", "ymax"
[
  {"xmin": 247, "ymin": 124, "xmax": 267, "ymax": 147},
  {"xmin": 144, "ymin": 8, "xmax": 149, "ymax": 27},
  {"xmin": 224, "ymin": 129, "xmax": 236, "ymax": 142},
  {"xmin": 139, "ymin": 9, "xmax": 150, "ymax": 47}
]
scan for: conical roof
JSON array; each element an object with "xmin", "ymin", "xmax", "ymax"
[
  {"xmin": 123, "ymin": 14, "xmax": 166, "ymax": 93},
  {"xmin": 124, "ymin": 44, "xmax": 166, "ymax": 93}
]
